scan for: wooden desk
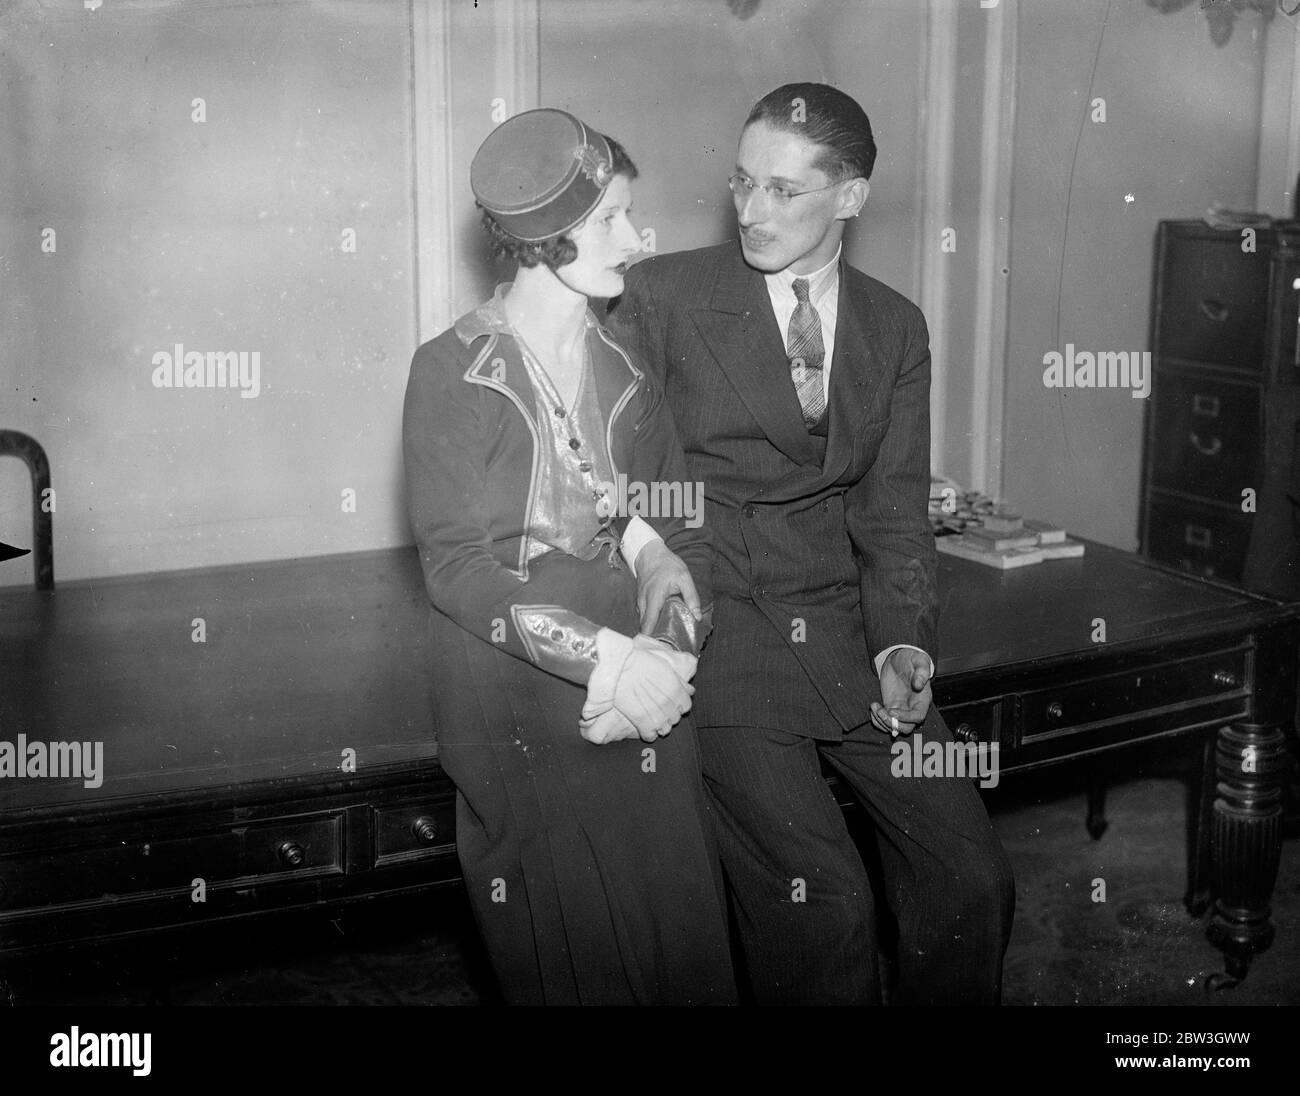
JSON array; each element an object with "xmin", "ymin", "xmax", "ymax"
[{"xmin": 1, "ymin": 542, "xmax": 1296, "ymax": 988}]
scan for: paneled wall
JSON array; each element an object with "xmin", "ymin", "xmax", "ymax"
[{"xmin": 0, "ymin": 0, "xmax": 415, "ymax": 586}]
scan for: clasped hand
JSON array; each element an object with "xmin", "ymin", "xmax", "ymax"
[
  {"xmin": 870, "ymin": 647, "xmax": 933, "ymax": 737},
  {"xmin": 580, "ymin": 630, "xmax": 697, "ymax": 745}
]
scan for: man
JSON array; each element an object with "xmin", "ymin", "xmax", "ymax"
[{"xmin": 608, "ymin": 83, "xmax": 1014, "ymax": 1005}]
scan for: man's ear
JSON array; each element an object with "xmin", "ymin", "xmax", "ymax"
[{"xmin": 836, "ymin": 178, "xmax": 869, "ymax": 221}]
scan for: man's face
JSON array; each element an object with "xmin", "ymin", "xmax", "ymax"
[{"xmin": 733, "ymin": 120, "xmax": 864, "ymax": 275}]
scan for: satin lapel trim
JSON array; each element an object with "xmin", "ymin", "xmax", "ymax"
[
  {"xmin": 463, "ymin": 334, "xmax": 541, "ymax": 581},
  {"xmin": 591, "ymin": 324, "xmax": 642, "ymax": 482},
  {"xmin": 689, "ymin": 259, "xmax": 819, "ymax": 467}
]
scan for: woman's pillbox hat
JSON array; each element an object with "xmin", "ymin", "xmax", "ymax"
[{"xmin": 471, "ymin": 108, "xmax": 615, "ymax": 242}]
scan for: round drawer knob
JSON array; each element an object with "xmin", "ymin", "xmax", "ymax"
[
  {"xmin": 277, "ymin": 841, "xmax": 306, "ymax": 868},
  {"xmin": 953, "ymin": 723, "xmax": 977, "ymax": 744},
  {"xmin": 1046, "ymin": 701, "xmax": 1064, "ymax": 720},
  {"xmin": 411, "ymin": 816, "xmax": 439, "ymax": 845},
  {"xmin": 1212, "ymin": 669, "xmax": 1238, "ymax": 688}
]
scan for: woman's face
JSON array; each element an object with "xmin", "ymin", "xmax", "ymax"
[{"xmin": 553, "ymin": 174, "xmax": 643, "ymax": 299}]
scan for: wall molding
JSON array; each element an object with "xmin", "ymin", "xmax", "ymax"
[
  {"xmin": 410, "ymin": 0, "xmax": 455, "ymax": 344},
  {"xmin": 917, "ymin": 0, "xmax": 957, "ymax": 473},
  {"xmin": 1256, "ymin": 12, "xmax": 1300, "ymax": 218},
  {"xmin": 410, "ymin": 0, "xmax": 540, "ymax": 345},
  {"xmin": 494, "ymin": 0, "xmax": 541, "ymax": 122},
  {"xmin": 917, "ymin": 0, "xmax": 1018, "ymax": 495},
  {"xmin": 970, "ymin": 0, "xmax": 1017, "ymax": 497}
]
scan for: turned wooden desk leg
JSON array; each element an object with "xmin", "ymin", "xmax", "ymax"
[
  {"xmin": 1184, "ymin": 733, "xmax": 1216, "ymax": 917},
  {"xmin": 1205, "ymin": 721, "xmax": 1287, "ymax": 990}
]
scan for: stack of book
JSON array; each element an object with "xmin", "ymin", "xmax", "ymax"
[
  {"xmin": 928, "ymin": 476, "xmax": 998, "ymax": 537},
  {"xmin": 934, "ymin": 507, "xmax": 1086, "ymax": 570}
]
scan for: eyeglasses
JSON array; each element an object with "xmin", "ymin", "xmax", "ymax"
[{"xmin": 727, "ymin": 173, "xmax": 840, "ymax": 207}]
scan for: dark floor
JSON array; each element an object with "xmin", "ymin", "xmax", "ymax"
[{"xmin": 5, "ymin": 747, "xmax": 1299, "ymax": 1007}]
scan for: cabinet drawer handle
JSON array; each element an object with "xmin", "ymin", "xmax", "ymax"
[
  {"xmin": 1184, "ymin": 524, "xmax": 1213, "ymax": 548},
  {"xmin": 1198, "ymin": 298, "xmax": 1229, "ymax": 323},
  {"xmin": 277, "ymin": 841, "xmax": 306, "ymax": 869},
  {"xmin": 410, "ymin": 816, "xmax": 439, "ymax": 845},
  {"xmin": 1191, "ymin": 394, "xmax": 1220, "ymax": 418},
  {"xmin": 1046, "ymin": 701, "xmax": 1063, "ymax": 721},
  {"xmin": 1188, "ymin": 432, "xmax": 1222, "ymax": 457},
  {"xmin": 1212, "ymin": 669, "xmax": 1239, "ymax": 688},
  {"xmin": 952, "ymin": 722, "xmax": 978, "ymax": 744}
]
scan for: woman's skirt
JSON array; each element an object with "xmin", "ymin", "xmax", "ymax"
[{"xmin": 426, "ymin": 550, "xmax": 736, "ymax": 1005}]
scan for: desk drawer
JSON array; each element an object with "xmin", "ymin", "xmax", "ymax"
[
  {"xmin": 0, "ymin": 830, "xmax": 241, "ymax": 911},
  {"xmin": 0, "ymin": 812, "xmax": 342, "ymax": 913},
  {"xmin": 374, "ymin": 799, "xmax": 456, "ymax": 866},
  {"xmin": 940, "ymin": 700, "xmax": 1002, "ymax": 747},
  {"xmin": 238, "ymin": 814, "xmax": 342, "ymax": 875},
  {"xmin": 1020, "ymin": 648, "xmax": 1249, "ymax": 740}
]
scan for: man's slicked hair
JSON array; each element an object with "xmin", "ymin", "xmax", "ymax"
[{"xmin": 744, "ymin": 82, "xmax": 876, "ymax": 183}]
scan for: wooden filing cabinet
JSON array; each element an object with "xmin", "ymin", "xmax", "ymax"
[{"xmin": 1139, "ymin": 219, "xmax": 1300, "ymax": 597}]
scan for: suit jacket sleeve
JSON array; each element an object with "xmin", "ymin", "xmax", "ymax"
[
  {"xmin": 626, "ymin": 358, "xmax": 714, "ymax": 655},
  {"xmin": 607, "ymin": 267, "xmax": 714, "ymax": 654},
  {"xmin": 844, "ymin": 303, "xmax": 939, "ymax": 668},
  {"xmin": 404, "ymin": 337, "xmax": 617, "ymax": 685}
]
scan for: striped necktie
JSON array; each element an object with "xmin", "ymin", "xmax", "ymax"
[{"xmin": 787, "ymin": 277, "xmax": 826, "ymax": 426}]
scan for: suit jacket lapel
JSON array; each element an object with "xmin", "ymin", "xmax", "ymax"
[
  {"xmin": 688, "ymin": 252, "xmax": 820, "ymax": 467},
  {"xmin": 821, "ymin": 262, "xmax": 886, "ymax": 485}
]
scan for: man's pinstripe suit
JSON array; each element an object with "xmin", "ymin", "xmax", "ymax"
[{"xmin": 608, "ymin": 240, "xmax": 1014, "ymax": 1005}]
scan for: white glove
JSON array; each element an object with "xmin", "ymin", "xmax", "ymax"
[
  {"xmin": 580, "ymin": 629, "xmax": 697, "ymax": 743},
  {"xmin": 579, "ymin": 705, "xmax": 642, "ymax": 745},
  {"xmin": 630, "ymin": 632, "xmax": 699, "ymax": 685}
]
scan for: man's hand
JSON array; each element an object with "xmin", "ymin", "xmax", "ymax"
[
  {"xmin": 633, "ymin": 539, "xmax": 702, "ymax": 633},
  {"xmin": 871, "ymin": 648, "xmax": 933, "ymax": 737}
]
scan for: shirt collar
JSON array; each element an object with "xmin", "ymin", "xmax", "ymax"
[
  {"xmin": 765, "ymin": 244, "xmax": 842, "ymax": 304},
  {"xmin": 454, "ymin": 282, "xmax": 601, "ymax": 345}
]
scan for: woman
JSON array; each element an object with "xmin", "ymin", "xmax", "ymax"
[{"xmin": 402, "ymin": 109, "xmax": 735, "ymax": 1005}]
